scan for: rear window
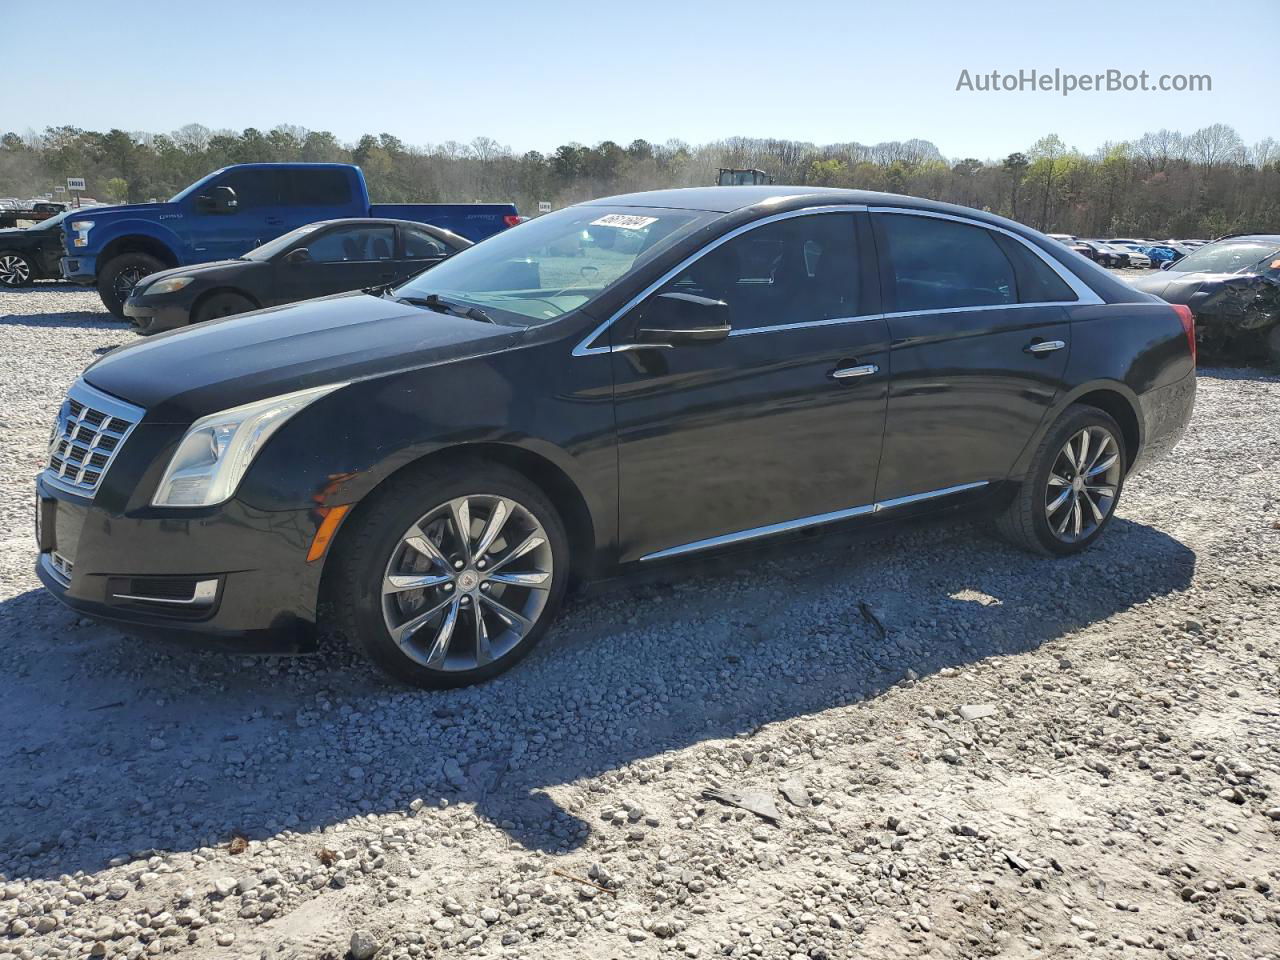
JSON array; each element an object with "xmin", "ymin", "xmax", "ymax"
[
  {"xmin": 994, "ymin": 234, "xmax": 1078, "ymax": 303},
  {"xmin": 285, "ymin": 169, "xmax": 352, "ymax": 207},
  {"xmin": 876, "ymin": 213, "xmax": 1016, "ymax": 311}
]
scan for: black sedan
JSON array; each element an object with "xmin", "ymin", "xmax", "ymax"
[
  {"xmin": 0, "ymin": 210, "xmax": 70, "ymax": 286},
  {"xmin": 1128, "ymin": 234, "xmax": 1280, "ymax": 362},
  {"xmin": 36, "ymin": 187, "xmax": 1196, "ymax": 688},
  {"xmin": 122, "ymin": 218, "xmax": 470, "ymax": 335}
]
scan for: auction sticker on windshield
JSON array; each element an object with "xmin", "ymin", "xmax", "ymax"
[{"xmin": 590, "ymin": 214, "xmax": 658, "ymax": 229}]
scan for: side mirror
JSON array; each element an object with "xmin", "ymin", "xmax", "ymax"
[
  {"xmin": 284, "ymin": 247, "xmax": 312, "ymax": 265},
  {"xmin": 1160, "ymin": 260, "xmax": 1173, "ymax": 270},
  {"xmin": 634, "ymin": 292, "xmax": 731, "ymax": 346},
  {"xmin": 196, "ymin": 185, "xmax": 239, "ymax": 214}
]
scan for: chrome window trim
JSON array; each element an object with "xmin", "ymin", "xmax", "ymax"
[
  {"xmin": 571, "ymin": 204, "xmax": 870, "ymax": 357},
  {"xmin": 640, "ymin": 480, "xmax": 990, "ymax": 562},
  {"xmin": 868, "ymin": 206, "xmax": 1105, "ymax": 306},
  {"xmin": 42, "ymin": 379, "xmax": 145, "ymax": 499}
]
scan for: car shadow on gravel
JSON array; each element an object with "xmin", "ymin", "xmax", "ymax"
[{"xmin": 0, "ymin": 516, "xmax": 1193, "ymax": 878}]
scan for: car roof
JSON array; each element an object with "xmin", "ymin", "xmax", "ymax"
[
  {"xmin": 581, "ymin": 186, "xmax": 1053, "ymax": 236},
  {"xmin": 1214, "ymin": 234, "xmax": 1280, "ymax": 243}
]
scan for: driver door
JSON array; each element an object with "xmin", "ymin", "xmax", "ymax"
[
  {"xmin": 609, "ymin": 211, "xmax": 890, "ymax": 563},
  {"xmin": 272, "ymin": 223, "xmax": 398, "ymax": 303}
]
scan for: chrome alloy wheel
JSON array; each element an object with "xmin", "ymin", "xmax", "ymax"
[
  {"xmin": 0, "ymin": 254, "xmax": 31, "ymax": 286},
  {"xmin": 1045, "ymin": 426, "xmax": 1121, "ymax": 542},
  {"xmin": 381, "ymin": 494, "xmax": 553, "ymax": 671}
]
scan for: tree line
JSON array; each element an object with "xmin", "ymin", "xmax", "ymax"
[{"xmin": 2, "ymin": 122, "xmax": 1276, "ymax": 239}]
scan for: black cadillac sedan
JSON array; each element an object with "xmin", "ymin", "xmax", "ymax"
[
  {"xmin": 36, "ymin": 187, "xmax": 1197, "ymax": 688},
  {"xmin": 122, "ymin": 218, "xmax": 470, "ymax": 335}
]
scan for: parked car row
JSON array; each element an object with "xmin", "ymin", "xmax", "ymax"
[
  {"xmin": 1048, "ymin": 233, "xmax": 1207, "ymax": 270},
  {"xmin": 34, "ymin": 186, "xmax": 1197, "ymax": 688}
]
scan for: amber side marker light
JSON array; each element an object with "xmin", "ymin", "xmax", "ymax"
[{"xmin": 307, "ymin": 504, "xmax": 352, "ymax": 563}]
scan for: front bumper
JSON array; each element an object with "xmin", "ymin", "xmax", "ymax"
[
  {"xmin": 59, "ymin": 255, "xmax": 97, "ymax": 285},
  {"xmin": 34, "ymin": 472, "xmax": 326, "ymax": 653},
  {"xmin": 123, "ymin": 297, "xmax": 192, "ymax": 335}
]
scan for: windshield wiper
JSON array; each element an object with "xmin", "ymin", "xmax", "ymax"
[{"xmin": 393, "ymin": 293, "xmax": 495, "ymax": 324}]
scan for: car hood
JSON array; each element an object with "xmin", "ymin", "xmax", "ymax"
[
  {"xmin": 1125, "ymin": 270, "xmax": 1243, "ymax": 301},
  {"xmin": 84, "ymin": 291, "xmax": 526, "ymax": 422},
  {"xmin": 131, "ymin": 258, "xmax": 251, "ymax": 293},
  {"xmin": 74, "ymin": 202, "xmax": 171, "ymax": 221}
]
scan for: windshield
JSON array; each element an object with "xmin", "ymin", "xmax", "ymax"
[
  {"xmin": 169, "ymin": 168, "xmax": 224, "ymax": 203},
  {"xmin": 391, "ymin": 205, "xmax": 714, "ymax": 324},
  {"xmin": 240, "ymin": 223, "xmax": 325, "ymax": 261},
  {"xmin": 1169, "ymin": 240, "xmax": 1280, "ymax": 275},
  {"xmin": 26, "ymin": 210, "xmax": 71, "ymax": 231}
]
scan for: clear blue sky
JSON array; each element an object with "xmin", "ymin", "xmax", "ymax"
[{"xmin": 11, "ymin": 0, "xmax": 1275, "ymax": 159}]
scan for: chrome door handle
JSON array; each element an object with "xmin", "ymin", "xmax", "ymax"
[
  {"xmin": 1025, "ymin": 339, "xmax": 1066, "ymax": 354},
  {"xmin": 832, "ymin": 363, "xmax": 879, "ymax": 379}
]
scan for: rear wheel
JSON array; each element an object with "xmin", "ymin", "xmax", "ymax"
[
  {"xmin": 193, "ymin": 291, "xmax": 255, "ymax": 324},
  {"xmin": 996, "ymin": 405, "xmax": 1126, "ymax": 555},
  {"xmin": 97, "ymin": 252, "xmax": 165, "ymax": 317},
  {"xmin": 1266, "ymin": 325, "xmax": 1280, "ymax": 366},
  {"xmin": 0, "ymin": 251, "xmax": 33, "ymax": 287},
  {"xmin": 331, "ymin": 460, "xmax": 570, "ymax": 688}
]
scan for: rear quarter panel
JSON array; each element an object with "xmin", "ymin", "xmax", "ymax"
[{"xmin": 1010, "ymin": 301, "xmax": 1195, "ymax": 479}]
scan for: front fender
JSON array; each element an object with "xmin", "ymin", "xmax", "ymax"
[
  {"xmin": 233, "ymin": 349, "xmax": 618, "ymax": 558},
  {"xmin": 77, "ymin": 217, "xmax": 184, "ymax": 263}
]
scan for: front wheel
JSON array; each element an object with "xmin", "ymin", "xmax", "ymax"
[
  {"xmin": 996, "ymin": 405, "xmax": 1126, "ymax": 555},
  {"xmin": 330, "ymin": 460, "xmax": 570, "ymax": 688},
  {"xmin": 0, "ymin": 251, "xmax": 34, "ymax": 287},
  {"xmin": 193, "ymin": 291, "xmax": 255, "ymax": 324},
  {"xmin": 97, "ymin": 252, "xmax": 165, "ymax": 317}
]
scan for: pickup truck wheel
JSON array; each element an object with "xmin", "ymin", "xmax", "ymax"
[
  {"xmin": 97, "ymin": 252, "xmax": 165, "ymax": 317},
  {"xmin": 0, "ymin": 252, "xmax": 33, "ymax": 287},
  {"xmin": 193, "ymin": 292, "xmax": 255, "ymax": 324},
  {"xmin": 330, "ymin": 459, "xmax": 570, "ymax": 689}
]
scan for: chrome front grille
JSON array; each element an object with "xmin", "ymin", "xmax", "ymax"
[{"xmin": 44, "ymin": 381, "xmax": 144, "ymax": 496}]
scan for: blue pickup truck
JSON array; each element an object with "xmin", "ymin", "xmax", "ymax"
[{"xmin": 60, "ymin": 163, "xmax": 520, "ymax": 316}]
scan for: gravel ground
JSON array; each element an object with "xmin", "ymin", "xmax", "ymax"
[{"xmin": 1, "ymin": 285, "xmax": 1278, "ymax": 960}]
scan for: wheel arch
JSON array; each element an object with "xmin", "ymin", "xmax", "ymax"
[
  {"xmin": 99, "ymin": 234, "xmax": 180, "ymax": 269},
  {"xmin": 190, "ymin": 286, "xmax": 261, "ymax": 320},
  {"xmin": 321, "ymin": 441, "xmax": 600, "ymax": 590},
  {"xmin": 1010, "ymin": 380, "xmax": 1144, "ymax": 481}
]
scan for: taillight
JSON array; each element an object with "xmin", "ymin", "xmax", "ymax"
[
  {"xmin": 502, "ymin": 215, "xmax": 521, "ymax": 228},
  {"xmin": 1171, "ymin": 304, "xmax": 1196, "ymax": 365}
]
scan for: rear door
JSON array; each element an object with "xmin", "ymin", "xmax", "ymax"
[
  {"xmin": 871, "ymin": 209, "xmax": 1086, "ymax": 502},
  {"xmin": 610, "ymin": 210, "xmax": 890, "ymax": 563},
  {"xmin": 277, "ymin": 168, "xmax": 357, "ymax": 233},
  {"xmin": 396, "ymin": 224, "xmax": 455, "ymax": 283},
  {"xmin": 273, "ymin": 223, "xmax": 398, "ymax": 302}
]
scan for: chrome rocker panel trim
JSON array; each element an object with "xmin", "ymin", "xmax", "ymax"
[{"xmin": 640, "ymin": 481, "xmax": 990, "ymax": 561}]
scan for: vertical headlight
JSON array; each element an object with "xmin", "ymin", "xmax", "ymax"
[
  {"xmin": 70, "ymin": 220, "xmax": 95, "ymax": 247},
  {"xmin": 151, "ymin": 383, "xmax": 346, "ymax": 507}
]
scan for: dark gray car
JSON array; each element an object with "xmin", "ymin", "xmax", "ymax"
[{"xmin": 1127, "ymin": 234, "xmax": 1280, "ymax": 362}]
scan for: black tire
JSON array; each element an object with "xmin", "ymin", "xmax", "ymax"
[
  {"xmin": 1266, "ymin": 325, "xmax": 1280, "ymax": 366},
  {"xmin": 330, "ymin": 459, "xmax": 570, "ymax": 688},
  {"xmin": 193, "ymin": 291, "xmax": 256, "ymax": 324},
  {"xmin": 996, "ymin": 405, "xmax": 1127, "ymax": 556},
  {"xmin": 97, "ymin": 252, "xmax": 165, "ymax": 318},
  {"xmin": 0, "ymin": 251, "xmax": 34, "ymax": 287}
]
